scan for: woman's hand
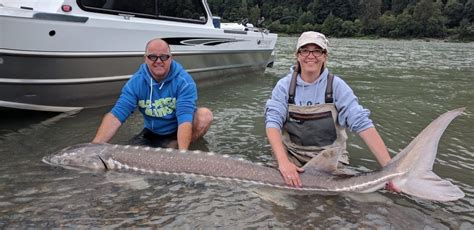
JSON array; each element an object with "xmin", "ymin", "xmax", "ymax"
[
  {"xmin": 385, "ymin": 181, "xmax": 400, "ymax": 192},
  {"xmin": 278, "ymin": 161, "xmax": 305, "ymax": 187}
]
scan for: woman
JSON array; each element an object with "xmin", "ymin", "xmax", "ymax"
[{"xmin": 264, "ymin": 31, "xmax": 397, "ymax": 190}]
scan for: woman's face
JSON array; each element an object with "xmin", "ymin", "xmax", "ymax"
[{"xmin": 296, "ymin": 44, "xmax": 327, "ymax": 74}]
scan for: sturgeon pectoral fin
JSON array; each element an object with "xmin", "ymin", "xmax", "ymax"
[{"xmin": 302, "ymin": 148, "xmax": 341, "ymax": 174}]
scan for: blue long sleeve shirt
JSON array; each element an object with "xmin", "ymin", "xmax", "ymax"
[
  {"xmin": 111, "ymin": 60, "xmax": 197, "ymax": 135},
  {"xmin": 265, "ymin": 67, "xmax": 373, "ymax": 133}
]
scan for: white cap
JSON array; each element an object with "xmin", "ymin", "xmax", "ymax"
[{"xmin": 296, "ymin": 31, "xmax": 329, "ymax": 52}]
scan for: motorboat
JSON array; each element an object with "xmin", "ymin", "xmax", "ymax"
[{"xmin": 0, "ymin": 0, "xmax": 277, "ymax": 112}]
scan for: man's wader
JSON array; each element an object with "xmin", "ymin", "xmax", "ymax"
[
  {"xmin": 131, "ymin": 128, "xmax": 178, "ymax": 148},
  {"xmin": 281, "ymin": 71, "xmax": 349, "ymax": 167}
]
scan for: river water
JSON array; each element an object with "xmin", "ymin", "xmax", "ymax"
[{"xmin": 0, "ymin": 37, "xmax": 473, "ymax": 228}]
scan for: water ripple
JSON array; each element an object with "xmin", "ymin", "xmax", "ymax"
[{"xmin": 0, "ymin": 37, "xmax": 472, "ymax": 228}]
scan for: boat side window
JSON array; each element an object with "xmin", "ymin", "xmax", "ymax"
[{"xmin": 77, "ymin": 0, "xmax": 207, "ymax": 24}]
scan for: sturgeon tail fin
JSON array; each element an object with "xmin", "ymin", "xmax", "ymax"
[
  {"xmin": 391, "ymin": 108, "xmax": 465, "ymax": 201},
  {"xmin": 399, "ymin": 172, "xmax": 464, "ymax": 201}
]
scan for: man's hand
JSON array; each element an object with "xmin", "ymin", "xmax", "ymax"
[
  {"xmin": 177, "ymin": 122, "xmax": 192, "ymax": 150},
  {"xmin": 92, "ymin": 113, "xmax": 121, "ymax": 143}
]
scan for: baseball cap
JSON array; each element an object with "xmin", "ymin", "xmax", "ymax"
[{"xmin": 296, "ymin": 31, "xmax": 329, "ymax": 52}]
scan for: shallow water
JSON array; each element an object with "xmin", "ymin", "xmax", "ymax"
[{"xmin": 0, "ymin": 37, "xmax": 473, "ymax": 228}]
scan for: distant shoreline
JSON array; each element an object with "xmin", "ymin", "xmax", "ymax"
[{"xmin": 276, "ymin": 33, "xmax": 473, "ymax": 43}]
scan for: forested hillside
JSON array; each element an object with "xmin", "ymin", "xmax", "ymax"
[{"xmin": 207, "ymin": 0, "xmax": 474, "ymax": 41}]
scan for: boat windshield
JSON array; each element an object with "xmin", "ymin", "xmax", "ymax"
[{"xmin": 78, "ymin": 0, "xmax": 208, "ymax": 24}]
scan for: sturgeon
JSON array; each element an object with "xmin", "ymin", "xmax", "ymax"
[{"xmin": 43, "ymin": 108, "xmax": 466, "ymax": 201}]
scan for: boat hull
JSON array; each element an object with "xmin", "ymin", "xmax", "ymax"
[{"xmin": 0, "ymin": 49, "xmax": 272, "ymax": 112}]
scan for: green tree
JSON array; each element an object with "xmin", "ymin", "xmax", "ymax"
[
  {"xmin": 249, "ymin": 5, "xmax": 261, "ymax": 25},
  {"xmin": 322, "ymin": 13, "xmax": 344, "ymax": 36},
  {"xmin": 239, "ymin": 0, "xmax": 250, "ymax": 21},
  {"xmin": 378, "ymin": 12, "xmax": 398, "ymax": 37},
  {"xmin": 392, "ymin": 0, "xmax": 409, "ymax": 14},
  {"xmin": 298, "ymin": 11, "xmax": 315, "ymax": 25},
  {"xmin": 301, "ymin": 23, "xmax": 320, "ymax": 32},
  {"xmin": 331, "ymin": 0, "xmax": 359, "ymax": 21},
  {"xmin": 269, "ymin": 6, "xmax": 285, "ymax": 22},
  {"xmin": 268, "ymin": 20, "xmax": 282, "ymax": 32},
  {"xmin": 208, "ymin": 0, "xmax": 225, "ymax": 17},
  {"xmin": 221, "ymin": 0, "xmax": 241, "ymax": 22},
  {"xmin": 413, "ymin": 0, "xmax": 446, "ymax": 37},
  {"xmin": 359, "ymin": 0, "xmax": 382, "ymax": 34},
  {"xmin": 340, "ymin": 20, "xmax": 360, "ymax": 36},
  {"xmin": 463, "ymin": 0, "xmax": 474, "ymax": 22},
  {"xmin": 457, "ymin": 18, "xmax": 474, "ymax": 40},
  {"xmin": 381, "ymin": 0, "xmax": 392, "ymax": 13},
  {"xmin": 443, "ymin": 0, "xmax": 465, "ymax": 27},
  {"xmin": 392, "ymin": 10, "xmax": 416, "ymax": 37}
]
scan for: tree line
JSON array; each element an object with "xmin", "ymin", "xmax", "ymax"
[{"xmin": 207, "ymin": 0, "xmax": 474, "ymax": 41}]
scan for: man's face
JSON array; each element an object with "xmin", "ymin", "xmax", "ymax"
[{"xmin": 144, "ymin": 40, "xmax": 172, "ymax": 81}]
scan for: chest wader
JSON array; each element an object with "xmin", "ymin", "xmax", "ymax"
[{"xmin": 282, "ymin": 71, "xmax": 349, "ymax": 168}]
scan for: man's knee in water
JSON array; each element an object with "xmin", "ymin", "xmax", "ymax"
[{"xmin": 192, "ymin": 107, "xmax": 213, "ymax": 140}]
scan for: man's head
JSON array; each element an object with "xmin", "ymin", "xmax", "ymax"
[{"xmin": 144, "ymin": 38, "xmax": 172, "ymax": 81}]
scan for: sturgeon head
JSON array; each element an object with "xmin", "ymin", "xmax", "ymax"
[{"xmin": 42, "ymin": 143, "xmax": 109, "ymax": 170}]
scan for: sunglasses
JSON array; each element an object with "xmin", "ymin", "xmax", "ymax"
[{"xmin": 146, "ymin": 54, "xmax": 171, "ymax": 63}]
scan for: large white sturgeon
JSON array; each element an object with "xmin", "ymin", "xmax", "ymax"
[{"xmin": 43, "ymin": 108, "xmax": 466, "ymax": 201}]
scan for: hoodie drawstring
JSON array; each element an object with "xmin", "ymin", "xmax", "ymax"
[
  {"xmin": 149, "ymin": 78, "xmax": 166, "ymax": 108},
  {"xmin": 149, "ymin": 77, "xmax": 153, "ymax": 109}
]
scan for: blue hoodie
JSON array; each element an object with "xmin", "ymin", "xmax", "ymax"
[
  {"xmin": 265, "ymin": 67, "xmax": 373, "ymax": 133},
  {"xmin": 111, "ymin": 60, "xmax": 197, "ymax": 135}
]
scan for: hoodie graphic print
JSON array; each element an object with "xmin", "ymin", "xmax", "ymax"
[{"xmin": 111, "ymin": 60, "xmax": 197, "ymax": 135}]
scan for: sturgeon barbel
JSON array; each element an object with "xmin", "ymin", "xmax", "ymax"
[{"xmin": 43, "ymin": 108, "xmax": 466, "ymax": 201}]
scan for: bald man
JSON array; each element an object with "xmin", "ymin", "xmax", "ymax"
[{"xmin": 93, "ymin": 38, "xmax": 213, "ymax": 150}]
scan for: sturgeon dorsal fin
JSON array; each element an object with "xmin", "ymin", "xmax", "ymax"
[{"xmin": 302, "ymin": 148, "xmax": 341, "ymax": 174}]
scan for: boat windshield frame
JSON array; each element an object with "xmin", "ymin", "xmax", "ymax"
[{"xmin": 76, "ymin": 0, "xmax": 208, "ymax": 24}]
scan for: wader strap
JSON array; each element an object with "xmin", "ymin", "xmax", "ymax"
[
  {"xmin": 325, "ymin": 73, "xmax": 334, "ymax": 103},
  {"xmin": 288, "ymin": 70, "xmax": 334, "ymax": 104},
  {"xmin": 288, "ymin": 65, "xmax": 299, "ymax": 104}
]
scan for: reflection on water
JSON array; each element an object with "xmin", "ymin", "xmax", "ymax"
[
  {"xmin": 0, "ymin": 38, "xmax": 473, "ymax": 228},
  {"xmin": 0, "ymin": 109, "xmax": 58, "ymax": 136}
]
